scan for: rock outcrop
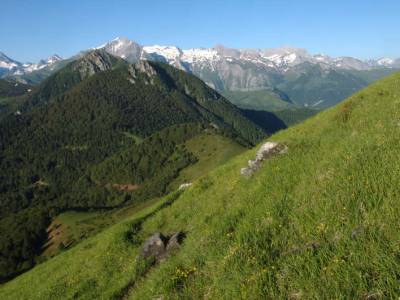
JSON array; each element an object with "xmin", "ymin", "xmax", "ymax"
[
  {"xmin": 241, "ymin": 141, "xmax": 287, "ymax": 177},
  {"xmin": 141, "ymin": 231, "xmax": 185, "ymax": 263},
  {"xmin": 178, "ymin": 183, "xmax": 192, "ymax": 190},
  {"xmin": 73, "ymin": 50, "xmax": 116, "ymax": 78}
]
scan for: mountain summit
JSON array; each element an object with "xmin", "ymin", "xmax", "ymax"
[
  {"xmin": 98, "ymin": 38, "xmax": 400, "ymax": 72},
  {"xmin": 2, "ymin": 39, "xmax": 399, "ymax": 108},
  {"xmin": 94, "ymin": 38, "xmax": 399, "ymax": 108}
]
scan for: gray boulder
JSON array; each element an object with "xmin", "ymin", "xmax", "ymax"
[
  {"xmin": 140, "ymin": 231, "xmax": 185, "ymax": 263},
  {"xmin": 241, "ymin": 141, "xmax": 287, "ymax": 177},
  {"xmin": 178, "ymin": 183, "xmax": 192, "ymax": 190},
  {"xmin": 166, "ymin": 231, "xmax": 185, "ymax": 252},
  {"xmin": 141, "ymin": 232, "xmax": 167, "ymax": 261}
]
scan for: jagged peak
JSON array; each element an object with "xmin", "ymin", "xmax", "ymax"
[{"xmin": 72, "ymin": 49, "xmax": 120, "ymax": 77}]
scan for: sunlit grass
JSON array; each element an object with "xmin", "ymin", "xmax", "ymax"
[{"xmin": 2, "ymin": 72, "xmax": 400, "ymax": 299}]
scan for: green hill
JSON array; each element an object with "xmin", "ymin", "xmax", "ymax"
[
  {"xmin": 240, "ymin": 108, "xmax": 319, "ymax": 135},
  {"xmin": 21, "ymin": 50, "xmax": 125, "ymax": 110},
  {"xmin": 0, "ymin": 51, "xmax": 267, "ymax": 281},
  {"xmin": 1, "ymin": 70, "xmax": 399, "ymax": 298},
  {"xmin": 221, "ymin": 88, "xmax": 293, "ymax": 111}
]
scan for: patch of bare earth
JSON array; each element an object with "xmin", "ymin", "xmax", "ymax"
[
  {"xmin": 41, "ymin": 220, "xmax": 69, "ymax": 257},
  {"xmin": 111, "ymin": 183, "xmax": 140, "ymax": 191}
]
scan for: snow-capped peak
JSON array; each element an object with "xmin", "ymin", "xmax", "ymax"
[
  {"xmin": 377, "ymin": 57, "xmax": 395, "ymax": 66},
  {"xmin": 0, "ymin": 51, "xmax": 64, "ymax": 76},
  {"xmin": 181, "ymin": 48, "xmax": 219, "ymax": 63},
  {"xmin": 143, "ymin": 45, "xmax": 183, "ymax": 61},
  {"xmin": 96, "ymin": 37, "xmax": 142, "ymax": 62},
  {"xmin": 108, "ymin": 37, "xmax": 134, "ymax": 52},
  {"xmin": 0, "ymin": 52, "xmax": 21, "ymax": 70},
  {"xmin": 46, "ymin": 54, "xmax": 62, "ymax": 64},
  {"xmin": 96, "ymin": 38, "xmax": 400, "ymax": 74}
]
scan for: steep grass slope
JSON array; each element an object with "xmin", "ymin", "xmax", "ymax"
[
  {"xmin": 2, "ymin": 72, "xmax": 400, "ymax": 299},
  {"xmin": 0, "ymin": 51, "xmax": 266, "ymax": 280},
  {"xmin": 39, "ymin": 132, "xmax": 246, "ymax": 258},
  {"xmin": 222, "ymin": 89, "xmax": 293, "ymax": 111}
]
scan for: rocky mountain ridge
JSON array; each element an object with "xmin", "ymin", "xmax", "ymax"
[
  {"xmin": 0, "ymin": 52, "xmax": 62, "ymax": 77},
  {"xmin": 100, "ymin": 37, "xmax": 400, "ymax": 72}
]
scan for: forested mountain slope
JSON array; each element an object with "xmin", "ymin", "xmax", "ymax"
[
  {"xmin": 0, "ymin": 51, "xmax": 265, "ymax": 281},
  {"xmin": 0, "ymin": 79, "xmax": 33, "ymax": 120},
  {"xmin": 2, "ymin": 70, "xmax": 399, "ymax": 299},
  {"xmin": 0, "ymin": 79, "xmax": 32, "ymax": 98}
]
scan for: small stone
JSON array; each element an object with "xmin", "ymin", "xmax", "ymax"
[
  {"xmin": 240, "ymin": 142, "xmax": 287, "ymax": 178},
  {"xmin": 166, "ymin": 231, "xmax": 185, "ymax": 252},
  {"xmin": 351, "ymin": 226, "xmax": 364, "ymax": 239},
  {"xmin": 178, "ymin": 183, "xmax": 192, "ymax": 190},
  {"xmin": 140, "ymin": 232, "xmax": 186, "ymax": 263},
  {"xmin": 240, "ymin": 167, "xmax": 253, "ymax": 177},
  {"xmin": 141, "ymin": 233, "xmax": 167, "ymax": 260}
]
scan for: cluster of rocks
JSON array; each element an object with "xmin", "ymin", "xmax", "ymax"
[
  {"xmin": 141, "ymin": 232, "xmax": 185, "ymax": 263},
  {"xmin": 178, "ymin": 182, "xmax": 192, "ymax": 190},
  {"xmin": 241, "ymin": 142, "xmax": 287, "ymax": 177}
]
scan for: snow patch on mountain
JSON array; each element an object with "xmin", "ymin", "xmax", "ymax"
[
  {"xmin": 0, "ymin": 52, "xmax": 63, "ymax": 77},
  {"xmin": 143, "ymin": 45, "xmax": 182, "ymax": 61},
  {"xmin": 377, "ymin": 58, "xmax": 395, "ymax": 66},
  {"xmin": 0, "ymin": 61, "xmax": 18, "ymax": 70},
  {"xmin": 96, "ymin": 38, "xmax": 400, "ymax": 73},
  {"xmin": 181, "ymin": 48, "xmax": 219, "ymax": 63}
]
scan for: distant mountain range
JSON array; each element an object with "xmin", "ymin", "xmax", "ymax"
[
  {"xmin": 1, "ymin": 37, "xmax": 399, "ymax": 108},
  {"xmin": 0, "ymin": 52, "xmax": 63, "ymax": 77},
  {"xmin": 97, "ymin": 37, "xmax": 400, "ymax": 71}
]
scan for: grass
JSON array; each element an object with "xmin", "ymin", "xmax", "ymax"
[
  {"xmin": 2, "ymin": 72, "xmax": 400, "ymax": 299},
  {"xmin": 41, "ymin": 131, "xmax": 244, "ymax": 259},
  {"xmin": 222, "ymin": 89, "xmax": 293, "ymax": 111},
  {"xmin": 40, "ymin": 196, "xmax": 171, "ymax": 258},
  {"xmin": 122, "ymin": 132, "xmax": 143, "ymax": 144},
  {"xmin": 41, "ymin": 211, "xmax": 100, "ymax": 257},
  {"xmin": 272, "ymin": 107, "xmax": 319, "ymax": 127},
  {"xmin": 0, "ymin": 192, "xmax": 182, "ymax": 299},
  {"xmin": 169, "ymin": 132, "xmax": 245, "ymax": 190}
]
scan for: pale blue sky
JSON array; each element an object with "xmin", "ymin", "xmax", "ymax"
[{"xmin": 1, "ymin": 0, "xmax": 399, "ymax": 62}]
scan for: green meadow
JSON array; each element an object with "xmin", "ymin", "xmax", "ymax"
[{"xmin": 2, "ymin": 72, "xmax": 400, "ymax": 299}]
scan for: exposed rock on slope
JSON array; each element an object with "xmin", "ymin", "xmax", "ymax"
[
  {"xmin": 73, "ymin": 50, "xmax": 117, "ymax": 77},
  {"xmin": 241, "ymin": 141, "xmax": 287, "ymax": 177},
  {"xmin": 141, "ymin": 232, "xmax": 185, "ymax": 263}
]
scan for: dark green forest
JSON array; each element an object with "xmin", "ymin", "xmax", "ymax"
[
  {"xmin": 0, "ymin": 79, "xmax": 32, "ymax": 98},
  {"xmin": 0, "ymin": 51, "xmax": 266, "ymax": 281}
]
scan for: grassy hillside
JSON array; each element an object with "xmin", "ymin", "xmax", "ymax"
[
  {"xmin": 0, "ymin": 52, "xmax": 266, "ymax": 281},
  {"xmin": 221, "ymin": 89, "xmax": 293, "ymax": 111},
  {"xmin": 168, "ymin": 132, "xmax": 245, "ymax": 190},
  {"xmin": 2, "ymin": 71, "xmax": 399, "ymax": 298},
  {"xmin": 272, "ymin": 107, "xmax": 319, "ymax": 127},
  {"xmin": 39, "ymin": 131, "xmax": 246, "ymax": 259},
  {"xmin": 240, "ymin": 108, "xmax": 319, "ymax": 135}
]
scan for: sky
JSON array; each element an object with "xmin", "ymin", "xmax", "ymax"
[{"xmin": 1, "ymin": 0, "xmax": 400, "ymax": 62}]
